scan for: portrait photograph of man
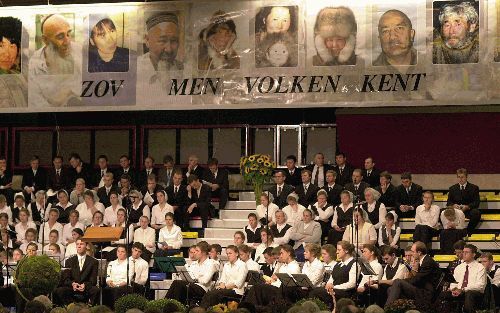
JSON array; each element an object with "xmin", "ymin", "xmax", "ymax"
[
  {"xmin": 0, "ymin": 16, "xmax": 22, "ymax": 74},
  {"xmin": 432, "ymin": 1, "xmax": 479, "ymax": 64},
  {"xmin": 88, "ymin": 14, "xmax": 129, "ymax": 73},
  {"xmin": 373, "ymin": 9, "xmax": 418, "ymax": 66}
]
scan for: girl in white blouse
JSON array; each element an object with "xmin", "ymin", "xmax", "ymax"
[
  {"xmin": 343, "ymin": 207, "xmax": 377, "ymax": 251},
  {"xmin": 282, "ymin": 193, "xmax": 306, "ymax": 228},
  {"xmin": 254, "ymin": 228, "xmax": 278, "ymax": 263},
  {"xmin": 151, "ymin": 190, "xmax": 174, "ymax": 230},
  {"xmin": 14, "ymin": 208, "xmax": 36, "ymax": 246},
  {"xmin": 156, "ymin": 212, "xmax": 183, "ymax": 255},
  {"xmin": 103, "ymin": 191, "xmax": 124, "ymax": 226},
  {"xmin": 256, "ymin": 192, "xmax": 279, "ymax": 226},
  {"xmin": 76, "ymin": 190, "xmax": 105, "ymax": 226}
]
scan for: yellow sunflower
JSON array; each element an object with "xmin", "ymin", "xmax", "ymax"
[
  {"xmin": 245, "ymin": 167, "xmax": 250, "ymax": 174},
  {"xmin": 250, "ymin": 165, "xmax": 259, "ymax": 170},
  {"xmin": 257, "ymin": 157, "xmax": 264, "ymax": 163},
  {"xmin": 263, "ymin": 161, "xmax": 271, "ymax": 167},
  {"xmin": 248, "ymin": 155, "xmax": 256, "ymax": 162}
]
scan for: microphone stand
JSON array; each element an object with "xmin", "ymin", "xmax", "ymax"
[
  {"xmin": 41, "ymin": 197, "xmax": 47, "ymax": 255},
  {"xmin": 125, "ymin": 203, "xmax": 132, "ymax": 287}
]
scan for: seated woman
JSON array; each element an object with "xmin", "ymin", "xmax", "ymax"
[
  {"xmin": 290, "ymin": 209, "xmax": 322, "ymax": 262},
  {"xmin": 112, "ymin": 208, "xmax": 134, "ymax": 245},
  {"xmin": 310, "ymin": 190, "xmax": 333, "ymax": 241},
  {"xmin": 244, "ymin": 244, "xmax": 301, "ymax": 306},
  {"xmin": 103, "ymin": 191, "xmax": 124, "ymax": 226},
  {"xmin": 357, "ymin": 244, "xmax": 383, "ymax": 306},
  {"xmin": 200, "ymin": 245, "xmax": 248, "ymax": 309},
  {"xmin": 76, "ymin": 190, "xmax": 105, "ymax": 227},
  {"xmin": 256, "ymin": 192, "xmax": 279, "ymax": 226},
  {"xmin": 52, "ymin": 189, "xmax": 76, "ymax": 224},
  {"xmin": 328, "ymin": 191, "xmax": 354, "ymax": 246},
  {"xmin": 19, "ymin": 228, "xmax": 40, "ymax": 253},
  {"xmin": 282, "ymin": 193, "xmax": 306, "ymax": 228},
  {"xmin": 254, "ymin": 228, "xmax": 278, "ymax": 263},
  {"xmin": 64, "ymin": 228, "xmax": 84, "ymax": 259},
  {"xmin": 342, "ymin": 207, "xmax": 377, "ymax": 252},
  {"xmin": 155, "ymin": 212, "xmax": 183, "ymax": 257},
  {"xmin": 14, "ymin": 208, "xmax": 36, "ymax": 246},
  {"xmin": 151, "ymin": 190, "xmax": 174, "ymax": 230},
  {"xmin": 62, "ymin": 210, "xmax": 85, "ymax": 245},
  {"xmin": 363, "ymin": 188, "xmax": 387, "ymax": 230},
  {"xmin": 243, "ymin": 213, "xmax": 262, "ymax": 246},
  {"xmin": 238, "ymin": 244, "xmax": 260, "ymax": 272},
  {"xmin": 127, "ymin": 190, "xmax": 150, "ymax": 227},
  {"xmin": 440, "ymin": 206, "xmax": 466, "ymax": 254},
  {"xmin": 378, "ymin": 212, "xmax": 401, "ymax": 248},
  {"xmin": 27, "ymin": 190, "xmax": 51, "ymax": 224}
]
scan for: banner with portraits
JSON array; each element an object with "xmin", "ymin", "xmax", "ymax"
[{"xmin": 0, "ymin": 0, "xmax": 498, "ymax": 112}]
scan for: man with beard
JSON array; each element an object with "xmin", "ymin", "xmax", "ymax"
[
  {"xmin": 433, "ymin": 2, "xmax": 479, "ymax": 64},
  {"xmin": 29, "ymin": 14, "xmax": 82, "ymax": 107},
  {"xmin": 312, "ymin": 7, "xmax": 358, "ymax": 66},
  {"xmin": 198, "ymin": 10, "xmax": 240, "ymax": 70},
  {"xmin": 0, "ymin": 16, "xmax": 22, "ymax": 74},
  {"xmin": 373, "ymin": 10, "xmax": 417, "ymax": 66}
]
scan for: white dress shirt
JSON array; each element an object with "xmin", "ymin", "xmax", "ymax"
[
  {"xmin": 157, "ymin": 224, "xmax": 183, "ymax": 249},
  {"xmin": 358, "ymin": 259, "xmax": 383, "ymax": 287},
  {"xmin": 130, "ymin": 256, "xmax": 149, "ymax": 285},
  {"xmin": 65, "ymin": 242, "xmax": 77, "ymax": 258},
  {"xmin": 76, "ymin": 202, "xmax": 105, "ymax": 226},
  {"xmin": 254, "ymin": 242, "xmax": 278, "ymax": 263},
  {"xmin": 311, "ymin": 202, "xmax": 333, "ymax": 222},
  {"xmin": 311, "ymin": 165, "xmax": 325, "ymax": 188},
  {"xmin": 134, "ymin": 226, "xmax": 156, "ymax": 253},
  {"xmin": 273, "ymin": 260, "xmax": 301, "ymax": 288},
  {"xmin": 366, "ymin": 202, "xmax": 387, "ymax": 229},
  {"xmin": 415, "ymin": 204, "xmax": 441, "ymax": 229},
  {"xmin": 302, "ymin": 258, "xmax": 325, "ymax": 287},
  {"xmin": 189, "ymin": 257, "xmax": 218, "ymax": 291},
  {"xmin": 440, "ymin": 208, "xmax": 466, "ymax": 229},
  {"xmin": 327, "ymin": 257, "xmax": 360, "ymax": 290},
  {"xmin": 245, "ymin": 259, "xmax": 260, "ymax": 272},
  {"xmin": 382, "ymin": 258, "xmax": 409, "ymax": 281},
  {"xmin": 103, "ymin": 205, "xmax": 124, "ymax": 226},
  {"xmin": 151, "ymin": 203, "xmax": 174, "ymax": 226},
  {"xmin": 219, "ymin": 259, "xmax": 248, "ymax": 295},
  {"xmin": 256, "ymin": 203, "xmax": 279, "ymax": 223},
  {"xmin": 378, "ymin": 224, "xmax": 401, "ymax": 247},
  {"xmin": 62, "ymin": 222, "xmax": 85, "ymax": 245},
  {"xmin": 38, "ymin": 222, "xmax": 63, "ymax": 244},
  {"xmin": 282, "ymin": 204, "xmax": 306, "ymax": 228},
  {"xmin": 15, "ymin": 221, "xmax": 37, "ymax": 243},
  {"xmin": 451, "ymin": 260, "xmax": 487, "ymax": 292},
  {"xmin": 273, "ymin": 223, "xmax": 293, "ymax": 245},
  {"xmin": 106, "ymin": 259, "xmax": 129, "ymax": 286},
  {"xmin": 489, "ymin": 265, "xmax": 500, "ymax": 287}
]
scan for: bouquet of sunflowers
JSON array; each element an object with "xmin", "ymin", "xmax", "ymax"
[{"xmin": 240, "ymin": 154, "xmax": 275, "ymax": 204}]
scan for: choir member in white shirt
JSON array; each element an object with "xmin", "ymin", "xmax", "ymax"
[
  {"xmin": 133, "ymin": 215, "xmax": 156, "ymax": 261},
  {"xmin": 271, "ymin": 210, "xmax": 293, "ymax": 246},
  {"xmin": 242, "ymin": 213, "xmax": 262, "ymax": 246},
  {"xmin": 310, "ymin": 190, "xmax": 333, "ymax": 240},
  {"xmin": 342, "ymin": 208, "xmax": 377, "ymax": 251},
  {"xmin": 19, "ymin": 228, "xmax": 41, "ymax": 253},
  {"xmin": 479, "ymin": 252, "xmax": 500, "ymax": 307},
  {"xmin": 65, "ymin": 228, "xmax": 84, "ymax": 260},
  {"xmin": 201, "ymin": 245, "xmax": 248, "ymax": 308},
  {"xmin": 52, "ymin": 189, "xmax": 75, "ymax": 224},
  {"xmin": 0, "ymin": 195, "xmax": 12, "ymax": 224},
  {"xmin": 129, "ymin": 242, "xmax": 150, "ymax": 294},
  {"xmin": 27, "ymin": 190, "xmax": 51, "ymax": 224},
  {"xmin": 103, "ymin": 245, "xmax": 133, "ymax": 308},
  {"xmin": 112, "ymin": 208, "xmax": 134, "ymax": 245},
  {"xmin": 0, "ymin": 228, "xmax": 13, "ymax": 249},
  {"xmin": 76, "ymin": 190, "xmax": 105, "ymax": 227},
  {"xmin": 14, "ymin": 208, "xmax": 36, "ymax": 246},
  {"xmin": 155, "ymin": 212, "xmax": 183, "ymax": 256},
  {"xmin": 244, "ymin": 244, "xmax": 301, "ymax": 306},
  {"xmin": 256, "ymin": 192, "xmax": 279, "ymax": 226},
  {"xmin": 254, "ymin": 228, "xmax": 278, "ymax": 263},
  {"xmin": 413, "ymin": 191, "xmax": 441, "ymax": 246},
  {"xmin": 328, "ymin": 191, "xmax": 354, "ymax": 246},
  {"xmin": 363, "ymin": 188, "xmax": 387, "ymax": 230},
  {"xmin": 282, "ymin": 193, "xmax": 306, "ymax": 228},
  {"xmin": 88, "ymin": 211, "xmax": 106, "ymax": 228},
  {"xmin": 150, "ymin": 190, "xmax": 174, "ymax": 230},
  {"xmin": 440, "ymin": 244, "xmax": 487, "ymax": 313},
  {"xmin": 12, "ymin": 193, "xmax": 27, "ymax": 224},
  {"xmin": 209, "ymin": 244, "xmax": 222, "ymax": 272},
  {"xmin": 233, "ymin": 231, "xmax": 245, "ymax": 246},
  {"xmin": 62, "ymin": 210, "xmax": 85, "ymax": 245},
  {"xmin": 43, "ymin": 229, "xmax": 65, "ymax": 257},
  {"xmin": 356, "ymin": 244, "xmax": 383, "ymax": 306},
  {"xmin": 165, "ymin": 241, "xmax": 218, "ymax": 304},
  {"xmin": 103, "ymin": 191, "xmax": 124, "ymax": 226},
  {"xmin": 440, "ymin": 206, "xmax": 467, "ymax": 254},
  {"xmin": 321, "ymin": 244, "xmax": 338, "ymax": 274},
  {"xmin": 238, "ymin": 244, "xmax": 260, "ymax": 272},
  {"xmin": 378, "ymin": 213, "xmax": 401, "ymax": 248},
  {"xmin": 39, "ymin": 208, "xmax": 63, "ymax": 245}
]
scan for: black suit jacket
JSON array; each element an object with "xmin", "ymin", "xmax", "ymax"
[
  {"xmin": 183, "ymin": 166, "xmax": 205, "ymax": 183},
  {"xmin": 202, "ymin": 168, "xmax": 229, "ymax": 190},
  {"xmin": 166, "ymin": 184, "xmax": 188, "ymax": 212},
  {"xmin": 91, "ymin": 169, "xmax": 114, "ymax": 188},
  {"xmin": 407, "ymin": 254, "xmax": 441, "ymax": 293},
  {"xmin": 138, "ymin": 168, "xmax": 159, "ymax": 189},
  {"xmin": 22, "ymin": 167, "xmax": 47, "ymax": 191},
  {"xmin": 395, "ymin": 183, "xmax": 423, "ymax": 209},
  {"xmin": 0, "ymin": 170, "xmax": 12, "ymax": 187},
  {"xmin": 96, "ymin": 186, "xmax": 120, "ymax": 208},
  {"xmin": 375, "ymin": 183, "xmax": 397, "ymax": 208},
  {"xmin": 140, "ymin": 184, "xmax": 164, "ymax": 207},
  {"xmin": 322, "ymin": 184, "xmax": 343, "ymax": 206},
  {"xmin": 362, "ymin": 168, "xmax": 381, "ymax": 187},
  {"xmin": 115, "ymin": 167, "xmax": 138, "ymax": 186},
  {"xmin": 344, "ymin": 181, "xmax": 370, "ymax": 202},
  {"xmin": 267, "ymin": 184, "xmax": 294, "ymax": 209},
  {"xmin": 63, "ymin": 255, "xmax": 98, "ymax": 287},
  {"xmin": 334, "ymin": 164, "xmax": 354, "ymax": 187},
  {"xmin": 46, "ymin": 167, "xmax": 72, "ymax": 191},
  {"xmin": 446, "ymin": 183, "xmax": 480, "ymax": 210},
  {"xmin": 69, "ymin": 163, "xmax": 94, "ymax": 188},
  {"xmin": 284, "ymin": 167, "xmax": 302, "ymax": 187},
  {"xmin": 305, "ymin": 164, "xmax": 333, "ymax": 187},
  {"xmin": 295, "ymin": 183, "xmax": 320, "ymax": 207},
  {"xmin": 188, "ymin": 184, "xmax": 212, "ymax": 211}
]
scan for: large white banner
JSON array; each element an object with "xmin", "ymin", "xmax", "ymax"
[{"xmin": 0, "ymin": 0, "xmax": 498, "ymax": 112}]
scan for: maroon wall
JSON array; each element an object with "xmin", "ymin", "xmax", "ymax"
[{"xmin": 336, "ymin": 112, "xmax": 500, "ymax": 174}]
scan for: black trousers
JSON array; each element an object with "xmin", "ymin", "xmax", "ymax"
[
  {"xmin": 439, "ymin": 290, "xmax": 483, "ymax": 313},
  {"xmin": 282, "ymin": 286, "xmax": 310, "ymax": 303},
  {"xmin": 465, "ymin": 209, "xmax": 481, "ymax": 235},
  {"xmin": 201, "ymin": 289, "xmax": 239, "ymax": 309},
  {"xmin": 103, "ymin": 286, "xmax": 133, "ymax": 308},
  {"xmin": 53, "ymin": 286, "xmax": 100, "ymax": 305},
  {"xmin": 318, "ymin": 220, "xmax": 331, "ymax": 243},
  {"xmin": 165, "ymin": 280, "xmax": 206, "ymax": 305},
  {"xmin": 212, "ymin": 187, "xmax": 228, "ymax": 211},
  {"xmin": 395, "ymin": 207, "xmax": 416, "ymax": 219},
  {"xmin": 386, "ymin": 279, "xmax": 417, "ymax": 306},
  {"xmin": 185, "ymin": 206, "xmax": 210, "ymax": 229},
  {"xmin": 440, "ymin": 229, "xmax": 467, "ymax": 254},
  {"xmin": 413, "ymin": 225, "xmax": 440, "ymax": 245},
  {"xmin": 243, "ymin": 284, "xmax": 282, "ymax": 307},
  {"xmin": 327, "ymin": 228, "xmax": 345, "ymax": 246}
]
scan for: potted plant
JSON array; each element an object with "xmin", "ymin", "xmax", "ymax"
[
  {"xmin": 15, "ymin": 255, "xmax": 61, "ymax": 301},
  {"xmin": 144, "ymin": 298, "xmax": 186, "ymax": 313},
  {"xmin": 114, "ymin": 294, "xmax": 148, "ymax": 313},
  {"xmin": 240, "ymin": 154, "xmax": 275, "ymax": 205}
]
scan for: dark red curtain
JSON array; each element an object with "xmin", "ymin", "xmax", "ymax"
[{"xmin": 336, "ymin": 112, "xmax": 500, "ymax": 174}]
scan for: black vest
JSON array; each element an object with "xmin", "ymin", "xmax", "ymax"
[
  {"xmin": 380, "ymin": 225, "xmax": 398, "ymax": 245},
  {"xmin": 129, "ymin": 202, "xmax": 147, "ymax": 224},
  {"xmin": 335, "ymin": 206, "xmax": 353, "ymax": 228},
  {"xmin": 270, "ymin": 224, "xmax": 292, "ymax": 238},
  {"xmin": 363, "ymin": 202, "xmax": 381, "ymax": 225},
  {"xmin": 489, "ymin": 266, "xmax": 498, "ymax": 279},
  {"xmin": 384, "ymin": 258, "xmax": 401, "ymax": 280},
  {"xmin": 331, "ymin": 258, "xmax": 356, "ymax": 286},
  {"xmin": 244, "ymin": 225, "xmax": 262, "ymax": 243}
]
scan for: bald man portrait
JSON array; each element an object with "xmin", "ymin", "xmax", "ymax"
[
  {"xmin": 29, "ymin": 13, "xmax": 82, "ymax": 107},
  {"xmin": 373, "ymin": 10, "xmax": 417, "ymax": 66}
]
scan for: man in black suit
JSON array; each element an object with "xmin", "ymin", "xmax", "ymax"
[
  {"xmin": 0, "ymin": 157, "xmax": 13, "ymax": 204},
  {"xmin": 322, "ymin": 170, "xmax": 343, "ymax": 206},
  {"xmin": 140, "ymin": 173, "xmax": 163, "ymax": 208},
  {"xmin": 202, "ymin": 158, "xmax": 229, "ymax": 211},
  {"xmin": 446, "ymin": 168, "xmax": 481, "ymax": 235},
  {"xmin": 97, "ymin": 172, "xmax": 119, "ymax": 208},
  {"xmin": 138, "ymin": 156, "xmax": 158, "ymax": 190},
  {"xmin": 344, "ymin": 169, "xmax": 370, "ymax": 203},
  {"xmin": 22, "ymin": 155, "xmax": 47, "ymax": 201},
  {"xmin": 184, "ymin": 154, "xmax": 205, "ymax": 184},
  {"xmin": 267, "ymin": 170, "xmax": 294, "ymax": 209},
  {"xmin": 46, "ymin": 155, "xmax": 72, "ymax": 194},
  {"xmin": 362, "ymin": 157, "xmax": 381, "ymax": 188},
  {"xmin": 115, "ymin": 155, "xmax": 138, "ymax": 187},
  {"xmin": 186, "ymin": 174, "xmax": 213, "ymax": 229},
  {"xmin": 295, "ymin": 169, "xmax": 319, "ymax": 207},
  {"xmin": 375, "ymin": 171, "xmax": 397, "ymax": 208},
  {"xmin": 54, "ymin": 239, "xmax": 99, "ymax": 305},
  {"xmin": 334, "ymin": 152, "xmax": 354, "ymax": 187},
  {"xmin": 158, "ymin": 155, "xmax": 176, "ymax": 188},
  {"xmin": 68, "ymin": 153, "xmax": 93, "ymax": 189},
  {"xmin": 306, "ymin": 152, "xmax": 332, "ymax": 188},
  {"xmin": 284, "ymin": 155, "xmax": 302, "ymax": 187},
  {"xmin": 386, "ymin": 241, "xmax": 440, "ymax": 307},
  {"xmin": 92, "ymin": 155, "xmax": 112, "ymax": 189},
  {"xmin": 166, "ymin": 171, "xmax": 189, "ymax": 230},
  {"xmin": 394, "ymin": 172, "xmax": 423, "ymax": 218}
]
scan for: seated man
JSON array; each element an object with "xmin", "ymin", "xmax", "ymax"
[
  {"xmin": 375, "ymin": 171, "xmax": 397, "ymax": 208},
  {"xmin": 186, "ymin": 175, "xmax": 213, "ymax": 229},
  {"xmin": 103, "ymin": 245, "xmax": 133, "ymax": 308},
  {"xmin": 344, "ymin": 169, "xmax": 370, "ymax": 203},
  {"xmin": 54, "ymin": 239, "xmax": 99, "ymax": 305},
  {"xmin": 446, "ymin": 168, "xmax": 481, "ymax": 236},
  {"xmin": 133, "ymin": 215, "xmax": 156, "ymax": 262},
  {"xmin": 129, "ymin": 242, "xmax": 149, "ymax": 295},
  {"xmin": 202, "ymin": 158, "xmax": 229, "ymax": 211},
  {"xmin": 413, "ymin": 191, "xmax": 441, "ymax": 247},
  {"xmin": 439, "ymin": 244, "xmax": 487, "ymax": 313},
  {"xmin": 479, "ymin": 252, "xmax": 500, "ymax": 307},
  {"xmin": 295, "ymin": 169, "xmax": 319, "ymax": 208},
  {"xmin": 394, "ymin": 172, "xmax": 423, "ymax": 218},
  {"xmin": 267, "ymin": 170, "xmax": 294, "ymax": 209}
]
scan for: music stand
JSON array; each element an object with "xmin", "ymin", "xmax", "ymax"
[
  {"xmin": 359, "ymin": 260, "xmax": 377, "ymax": 276},
  {"xmin": 82, "ymin": 227, "xmax": 122, "ymax": 305},
  {"xmin": 156, "ymin": 257, "xmax": 186, "ymax": 273},
  {"xmin": 292, "ymin": 274, "xmax": 315, "ymax": 289},
  {"xmin": 275, "ymin": 273, "xmax": 298, "ymax": 288},
  {"xmin": 174, "ymin": 266, "xmax": 196, "ymax": 283},
  {"xmin": 246, "ymin": 271, "xmax": 266, "ymax": 286}
]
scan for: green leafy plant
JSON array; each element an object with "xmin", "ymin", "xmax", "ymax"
[
  {"xmin": 295, "ymin": 298, "xmax": 329, "ymax": 311},
  {"xmin": 384, "ymin": 299, "xmax": 416, "ymax": 313},
  {"xmin": 114, "ymin": 294, "xmax": 148, "ymax": 313},
  {"xmin": 240, "ymin": 154, "xmax": 275, "ymax": 204},
  {"xmin": 144, "ymin": 298, "xmax": 186, "ymax": 313},
  {"xmin": 15, "ymin": 255, "xmax": 61, "ymax": 300}
]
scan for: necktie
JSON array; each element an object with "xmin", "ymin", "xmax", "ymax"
[
  {"xmin": 339, "ymin": 167, "xmax": 343, "ymax": 176},
  {"xmin": 147, "ymin": 170, "xmax": 151, "ymax": 176},
  {"xmin": 355, "ymin": 185, "xmax": 358, "ymax": 192},
  {"xmin": 101, "ymin": 170, "xmax": 104, "ymax": 178},
  {"xmin": 131, "ymin": 260, "xmax": 136, "ymax": 283},
  {"xmin": 278, "ymin": 186, "xmax": 282, "ymax": 197},
  {"xmin": 174, "ymin": 186, "xmax": 178, "ymax": 195},
  {"xmin": 462, "ymin": 265, "xmax": 469, "ymax": 288},
  {"xmin": 461, "ymin": 185, "xmax": 465, "ymax": 191},
  {"xmin": 314, "ymin": 168, "xmax": 319, "ymax": 186},
  {"xmin": 406, "ymin": 187, "xmax": 410, "ymax": 195},
  {"xmin": 56, "ymin": 170, "xmax": 60, "ymax": 177},
  {"xmin": 79, "ymin": 257, "xmax": 84, "ymax": 271},
  {"xmin": 329, "ymin": 186, "xmax": 332, "ymax": 192},
  {"xmin": 367, "ymin": 171, "xmax": 371, "ymax": 177},
  {"xmin": 304, "ymin": 184, "xmax": 308, "ymax": 193}
]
